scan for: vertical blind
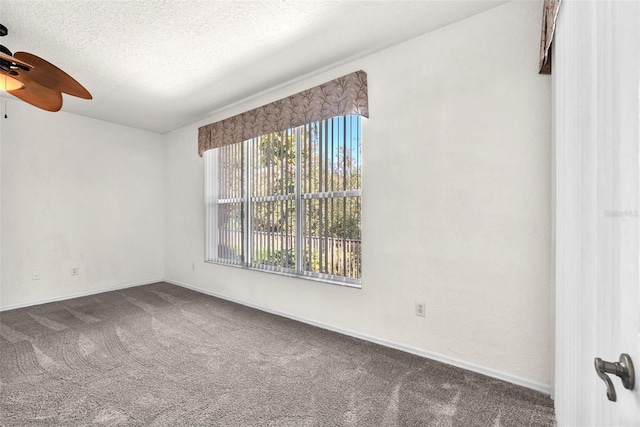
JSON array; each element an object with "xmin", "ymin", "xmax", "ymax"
[
  {"xmin": 204, "ymin": 115, "xmax": 362, "ymax": 285},
  {"xmin": 205, "ymin": 143, "xmax": 245, "ymax": 266},
  {"xmin": 300, "ymin": 116, "xmax": 361, "ymax": 280},
  {"xmin": 249, "ymin": 129, "xmax": 297, "ymax": 273}
]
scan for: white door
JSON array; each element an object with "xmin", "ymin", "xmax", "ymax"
[{"xmin": 554, "ymin": 0, "xmax": 640, "ymax": 426}]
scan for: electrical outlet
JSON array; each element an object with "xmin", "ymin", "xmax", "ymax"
[
  {"xmin": 71, "ymin": 267, "xmax": 79, "ymax": 276},
  {"xmin": 32, "ymin": 271, "xmax": 40, "ymax": 280},
  {"xmin": 415, "ymin": 302, "xmax": 426, "ymax": 317}
]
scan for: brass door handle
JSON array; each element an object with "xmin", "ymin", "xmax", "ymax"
[{"xmin": 594, "ymin": 353, "xmax": 635, "ymax": 402}]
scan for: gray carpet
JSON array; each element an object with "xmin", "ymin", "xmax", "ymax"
[{"xmin": 0, "ymin": 282, "xmax": 555, "ymax": 426}]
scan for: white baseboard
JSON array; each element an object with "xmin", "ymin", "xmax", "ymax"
[
  {"xmin": 0, "ymin": 279, "xmax": 164, "ymax": 312},
  {"xmin": 164, "ymin": 278, "xmax": 552, "ymax": 395}
]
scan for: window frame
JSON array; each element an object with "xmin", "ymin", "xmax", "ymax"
[{"xmin": 205, "ymin": 116, "xmax": 362, "ymax": 288}]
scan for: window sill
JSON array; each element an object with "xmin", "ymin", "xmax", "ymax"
[{"xmin": 205, "ymin": 260, "xmax": 362, "ymax": 289}]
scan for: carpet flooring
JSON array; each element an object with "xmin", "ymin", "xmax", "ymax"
[{"xmin": 0, "ymin": 282, "xmax": 556, "ymax": 426}]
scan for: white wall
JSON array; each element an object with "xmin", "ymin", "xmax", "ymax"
[
  {"xmin": 164, "ymin": 1, "xmax": 552, "ymax": 389},
  {"xmin": 0, "ymin": 99, "xmax": 165, "ymax": 309}
]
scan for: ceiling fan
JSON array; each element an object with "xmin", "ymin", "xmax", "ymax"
[{"xmin": 0, "ymin": 23, "xmax": 92, "ymax": 112}]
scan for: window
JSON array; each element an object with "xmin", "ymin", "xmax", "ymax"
[{"xmin": 205, "ymin": 115, "xmax": 362, "ymax": 286}]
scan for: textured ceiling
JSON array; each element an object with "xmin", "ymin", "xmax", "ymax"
[{"xmin": 0, "ymin": 0, "xmax": 507, "ymax": 134}]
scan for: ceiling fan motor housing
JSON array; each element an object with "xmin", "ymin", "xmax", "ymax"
[
  {"xmin": 0, "ymin": 44, "xmax": 15, "ymax": 74},
  {"xmin": 1, "ymin": 25, "xmax": 15, "ymax": 73}
]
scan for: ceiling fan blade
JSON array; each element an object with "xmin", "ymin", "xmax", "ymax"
[
  {"xmin": 14, "ymin": 51, "xmax": 92, "ymax": 100},
  {"xmin": 0, "ymin": 51, "xmax": 33, "ymax": 69},
  {"xmin": 8, "ymin": 70, "xmax": 63, "ymax": 112}
]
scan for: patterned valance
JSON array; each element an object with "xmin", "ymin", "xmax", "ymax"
[
  {"xmin": 539, "ymin": 0, "xmax": 561, "ymax": 74},
  {"xmin": 198, "ymin": 70, "xmax": 368, "ymax": 156}
]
